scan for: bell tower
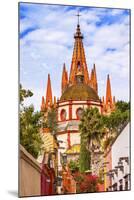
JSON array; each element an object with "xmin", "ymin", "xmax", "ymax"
[{"xmin": 69, "ymin": 12, "xmax": 89, "ymax": 86}]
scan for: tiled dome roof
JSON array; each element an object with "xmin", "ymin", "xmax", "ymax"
[{"xmin": 60, "ymin": 83, "xmax": 99, "ymax": 101}]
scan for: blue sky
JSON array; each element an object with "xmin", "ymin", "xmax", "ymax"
[{"xmin": 19, "ymin": 3, "xmax": 130, "ymax": 110}]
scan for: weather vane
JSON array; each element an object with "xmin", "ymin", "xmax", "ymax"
[{"xmin": 76, "ymin": 11, "xmax": 81, "ymax": 25}]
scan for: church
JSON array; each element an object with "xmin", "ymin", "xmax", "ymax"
[{"xmin": 40, "ymin": 15, "xmax": 115, "ymax": 171}]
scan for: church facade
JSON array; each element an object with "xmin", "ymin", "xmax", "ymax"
[{"xmin": 40, "ymin": 19, "xmax": 115, "ymax": 171}]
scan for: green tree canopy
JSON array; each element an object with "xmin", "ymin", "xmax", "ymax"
[
  {"xmin": 78, "ymin": 102, "xmax": 130, "ymax": 171},
  {"xmin": 116, "ymin": 100, "xmax": 130, "ymax": 112},
  {"xmin": 79, "ymin": 108, "xmax": 103, "ymax": 146},
  {"xmin": 79, "ymin": 108, "xmax": 103, "ymax": 172},
  {"xmin": 79, "ymin": 142, "xmax": 91, "ymax": 173},
  {"xmin": 68, "ymin": 160, "xmax": 79, "ymax": 172},
  {"xmin": 100, "ymin": 100, "xmax": 130, "ymax": 150},
  {"xmin": 20, "ymin": 84, "xmax": 43, "ymax": 158},
  {"xmin": 47, "ymin": 108, "xmax": 58, "ymax": 134},
  {"xmin": 102, "ymin": 101, "xmax": 130, "ymax": 133},
  {"xmin": 20, "ymin": 84, "xmax": 33, "ymax": 105}
]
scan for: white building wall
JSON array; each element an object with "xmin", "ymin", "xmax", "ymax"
[
  {"xmin": 111, "ymin": 123, "xmax": 130, "ymax": 190},
  {"xmin": 57, "ymin": 132, "xmax": 80, "ymax": 153},
  {"xmin": 57, "ymin": 134, "xmax": 68, "ymax": 153},
  {"xmin": 70, "ymin": 132, "xmax": 80, "ymax": 146},
  {"xmin": 58, "ymin": 100, "xmax": 102, "ymax": 121},
  {"xmin": 112, "ymin": 123, "xmax": 130, "ymax": 168}
]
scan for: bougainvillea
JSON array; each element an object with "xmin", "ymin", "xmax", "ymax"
[{"xmin": 73, "ymin": 171, "xmax": 99, "ymax": 193}]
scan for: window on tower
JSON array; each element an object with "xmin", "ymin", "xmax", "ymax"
[
  {"xmin": 76, "ymin": 107, "xmax": 83, "ymax": 119},
  {"xmin": 78, "ymin": 61, "xmax": 80, "ymax": 70},
  {"xmin": 60, "ymin": 109, "xmax": 67, "ymax": 121}
]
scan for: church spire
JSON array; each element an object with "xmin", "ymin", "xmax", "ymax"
[
  {"xmin": 46, "ymin": 74, "xmax": 53, "ymax": 108},
  {"xmin": 69, "ymin": 13, "xmax": 89, "ymax": 85},
  {"xmin": 41, "ymin": 96, "xmax": 46, "ymax": 112},
  {"xmin": 90, "ymin": 69, "xmax": 94, "ymax": 83},
  {"xmin": 61, "ymin": 63, "xmax": 68, "ymax": 94},
  {"xmin": 54, "ymin": 96, "xmax": 57, "ymax": 108},
  {"xmin": 93, "ymin": 64, "xmax": 98, "ymax": 93},
  {"xmin": 89, "ymin": 64, "xmax": 98, "ymax": 93},
  {"xmin": 106, "ymin": 74, "xmax": 112, "ymax": 107}
]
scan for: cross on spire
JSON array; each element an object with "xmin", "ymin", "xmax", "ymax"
[{"xmin": 76, "ymin": 11, "xmax": 81, "ymax": 25}]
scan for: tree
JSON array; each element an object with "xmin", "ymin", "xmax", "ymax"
[
  {"xmin": 68, "ymin": 159, "xmax": 79, "ymax": 172},
  {"xmin": 102, "ymin": 101, "xmax": 130, "ymax": 134},
  {"xmin": 116, "ymin": 100, "xmax": 130, "ymax": 113},
  {"xmin": 79, "ymin": 101, "xmax": 130, "ymax": 174},
  {"xmin": 101, "ymin": 100, "xmax": 130, "ymax": 150},
  {"xmin": 79, "ymin": 108, "xmax": 103, "ymax": 172},
  {"xmin": 20, "ymin": 84, "xmax": 33, "ymax": 105},
  {"xmin": 73, "ymin": 171, "xmax": 99, "ymax": 193},
  {"xmin": 47, "ymin": 108, "xmax": 58, "ymax": 134},
  {"xmin": 79, "ymin": 141, "xmax": 91, "ymax": 173},
  {"xmin": 20, "ymin": 84, "xmax": 43, "ymax": 158}
]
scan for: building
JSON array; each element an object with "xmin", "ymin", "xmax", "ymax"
[
  {"xmin": 38, "ymin": 127, "xmax": 58, "ymax": 172},
  {"xmin": 41, "ymin": 152, "xmax": 57, "ymax": 195},
  {"xmin": 40, "ymin": 16, "xmax": 115, "ymax": 173},
  {"xmin": 105, "ymin": 123, "xmax": 130, "ymax": 191},
  {"xmin": 37, "ymin": 127, "xmax": 59, "ymax": 195}
]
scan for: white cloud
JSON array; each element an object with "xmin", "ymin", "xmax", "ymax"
[{"xmin": 20, "ymin": 4, "xmax": 130, "ymax": 110}]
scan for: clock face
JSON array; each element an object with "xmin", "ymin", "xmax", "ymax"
[
  {"xmin": 76, "ymin": 108, "xmax": 83, "ymax": 119},
  {"xmin": 60, "ymin": 109, "xmax": 67, "ymax": 121}
]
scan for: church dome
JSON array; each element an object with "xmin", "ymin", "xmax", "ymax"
[{"xmin": 60, "ymin": 83, "xmax": 100, "ymax": 101}]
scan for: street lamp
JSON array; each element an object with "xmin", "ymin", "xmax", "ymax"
[
  {"xmin": 56, "ymin": 176, "xmax": 62, "ymax": 186},
  {"xmin": 62, "ymin": 153, "xmax": 67, "ymax": 164}
]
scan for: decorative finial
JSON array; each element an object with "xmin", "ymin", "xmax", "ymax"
[{"xmin": 76, "ymin": 11, "xmax": 81, "ymax": 25}]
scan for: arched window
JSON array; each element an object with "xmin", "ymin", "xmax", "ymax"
[
  {"xmin": 78, "ymin": 61, "xmax": 80, "ymax": 70},
  {"xmin": 60, "ymin": 109, "xmax": 67, "ymax": 121},
  {"xmin": 76, "ymin": 107, "xmax": 83, "ymax": 119}
]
